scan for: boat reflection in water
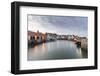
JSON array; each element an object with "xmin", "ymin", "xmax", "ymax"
[{"xmin": 28, "ymin": 40, "xmax": 88, "ymax": 61}]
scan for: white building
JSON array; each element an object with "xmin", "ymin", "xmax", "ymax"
[
  {"xmin": 45, "ymin": 33, "xmax": 57, "ymax": 41},
  {"xmin": 67, "ymin": 35, "xmax": 74, "ymax": 40}
]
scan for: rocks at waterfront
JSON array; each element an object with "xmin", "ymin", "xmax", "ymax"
[{"xmin": 80, "ymin": 37, "xmax": 88, "ymax": 50}]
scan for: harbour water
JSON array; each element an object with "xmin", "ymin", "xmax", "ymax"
[{"xmin": 28, "ymin": 40, "xmax": 87, "ymax": 61}]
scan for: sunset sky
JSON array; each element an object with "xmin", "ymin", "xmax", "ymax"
[{"xmin": 28, "ymin": 15, "xmax": 88, "ymax": 37}]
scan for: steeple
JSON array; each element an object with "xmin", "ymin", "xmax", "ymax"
[{"xmin": 37, "ymin": 30, "xmax": 39, "ymax": 33}]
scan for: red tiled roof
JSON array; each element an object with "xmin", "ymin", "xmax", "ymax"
[
  {"xmin": 28, "ymin": 31, "xmax": 46, "ymax": 37},
  {"xmin": 28, "ymin": 31, "xmax": 37, "ymax": 36}
]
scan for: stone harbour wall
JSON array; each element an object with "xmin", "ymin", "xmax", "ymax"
[{"xmin": 81, "ymin": 39, "xmax": 88, "ymax": 50}]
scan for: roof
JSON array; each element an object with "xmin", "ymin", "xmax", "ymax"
[
  {"xmin": 28, "ymin": 31, "xmax": 37, "ymax": 36},
  {"xmin": 28, "ymin": 31, "xmax": 46, "ymax": 37}
]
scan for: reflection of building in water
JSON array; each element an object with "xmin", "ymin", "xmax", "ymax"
[
  {"xmin": 57, "ymin": 35, "xmax": 67, "ymax": 40},
  {"xmin": 42, "ymin": 43, "xmax": 46, "ymax": 49}
]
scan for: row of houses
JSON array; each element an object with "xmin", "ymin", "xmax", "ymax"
[
  {"xmin": 28, "ymin": 31, "xmax": 58, "ymax": 46},
  {"xmin": 28, "ymin": 31, "xmax": 87, "ymax": 46},
  {"xmin": 28, "ymin": 31, "xmax": 74, "ymax": 43},
  {"xmin": 57, "ymin": 35, "xmax": 80, "ymax": 41}
]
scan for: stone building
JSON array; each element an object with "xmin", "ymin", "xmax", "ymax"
[{"xmin": 28, "ymin": 31, "xmax": 46, "ymax": 45}]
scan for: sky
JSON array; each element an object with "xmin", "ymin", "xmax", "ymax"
[{"xmin": 28, "ymin": 15, "xmax": 88, "ymax": 37}]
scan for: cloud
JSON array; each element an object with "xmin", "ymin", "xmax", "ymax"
[{"xmin": 28, "ymin": 15, "xmax": 88, "ymax": 37}]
